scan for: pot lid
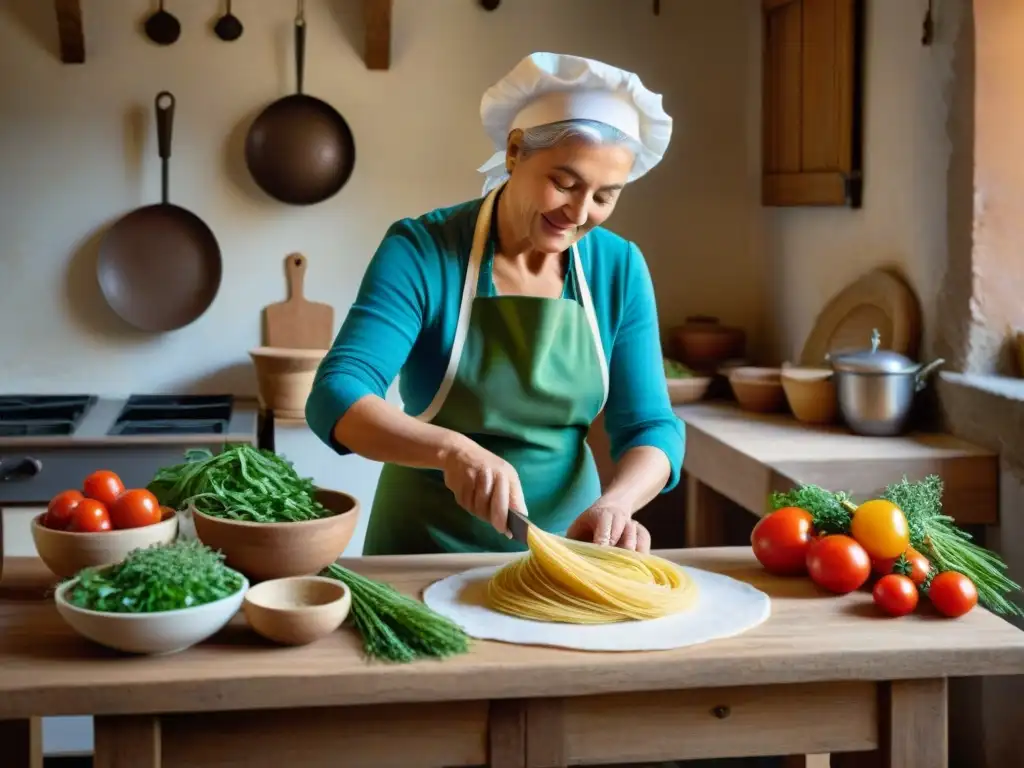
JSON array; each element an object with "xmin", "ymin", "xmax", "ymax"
[{"xmin": 829, "ymin": 329, "xmax": 918, "ymax": 373}]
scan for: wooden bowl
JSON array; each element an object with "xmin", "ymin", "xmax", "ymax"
[
  {"xmin": 249, "ymin": 346, "xmax": 327, "ymax": 418},
  {"xmin": 666, "ymin": 376, "xmax": 713, "ymax": 405},
  {"xmin": 31, "ymin": 512, "xmax": 179, "ymax": 579},
  {"xmin": 190, "ymin": 488, "xmax": 359, "ymax": 582},
  {"xmin": 671, "ymin": 316, "xmax": 746, "ymax": 367},
  {"xmin": 54, "ymin": 568, "xmax": 247, "ymax": 655},
  {"xmin": 781, "ymin": 366, "xmax": 838, "ymax": 424},
  {"xmin": 728, "ymin": 367, "xmax": 787, "ymax": 413},
  {"xmin": 243, "ymin": 575, "xmax": 351, "ymax": 646}
]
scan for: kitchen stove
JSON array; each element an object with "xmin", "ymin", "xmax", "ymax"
[{"xmin": 0, "ymin": 393, "xmax": 259, "ymax": 506}]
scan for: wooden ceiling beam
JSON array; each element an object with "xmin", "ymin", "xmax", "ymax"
[
  {"xmin": 54, "ymin": 0, "xmax": 85, "ymax": 64},
  {"xmin": 365, "ymin": 0, "xmax": 392, "ymax": 70}
]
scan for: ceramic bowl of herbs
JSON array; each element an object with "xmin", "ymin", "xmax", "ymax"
[
  {"xmin": 54, "ymin": 539, "xmax": 248, "ymax": 655},
  {"xmin": 147, "ymin": 446, "xmax": 360, "ymax": 582}
]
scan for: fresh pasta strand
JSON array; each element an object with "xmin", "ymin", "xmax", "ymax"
[{"xmin": 485, "ymin": 524, "xmax": 699, "ymax": 624}]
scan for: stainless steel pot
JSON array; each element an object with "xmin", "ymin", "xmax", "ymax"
[{"xmin": 828, "ymin": 330, "xmax": 945, "ymax": 436}]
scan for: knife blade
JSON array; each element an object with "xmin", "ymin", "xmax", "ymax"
[{"xmin": 506, "ymin": 509, "xmax": 530, "ymax": 544}]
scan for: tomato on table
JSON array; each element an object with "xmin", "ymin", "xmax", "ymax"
[
  {"xmin": 68, "ymin": 499, "xmax": 112, "ymax": 532},
  {"xmin": 44, "ymin": 489, "xmax": 84, "ymax": 530},
  {"xmin": 928, "ymin": 571, "xmax": 978, "ymax": 618},
  {"xmin": 872, "ymin": 546, "xmax": 931, "ymax": 585},
  {"xmin": 83, "ymin": 470, "xmax": 125, "ymax": 507},
  {"xmin": 873, "ymin": 574, "xmax": 919, "ymax": 617},
  {"xmin": 110, "ymin": 489, "xmax": 162, "ymax": 529},
  {"xmin": 805, "ymin": 534, "xmax": 871, "ymax": 594},
  {"xmin": 750, "ymin": 506, "xmax": 815, "ymax": 576},
  {"xmin": 850, "ymin": 499, "xmax": 910, "ymax": 560}
]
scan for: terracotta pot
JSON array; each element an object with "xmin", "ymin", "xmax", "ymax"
[
  {"xmin": 728, "ymin": 366, "xmax": 787, "ymax": 413},
  {"xmin": 249, "ymin": 346, "xmax": 326, "ymax": 418},
  {"xmin": 671, "ymin": 316, "xmax": 746, "ymax": 367},
  {"xmin": 781, "ymin": 366, "xmax": 838, "ymax": 425}
]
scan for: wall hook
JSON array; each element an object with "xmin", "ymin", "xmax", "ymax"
[{"xmin": 922, "ymin": 0, "xmax": 934, "ymax": 46}]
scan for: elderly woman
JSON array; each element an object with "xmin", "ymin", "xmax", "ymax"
[{"xmin": 306, "ymin": 52, "xmax": 685, "ymax": 557}]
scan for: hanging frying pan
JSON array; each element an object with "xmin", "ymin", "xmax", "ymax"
[
  {"xmin": 244, "ymin": 0, "xmax": 356, "ymax": 206},
  {"xmin": 97, "ymin": 91, "xmax": 223, "ymax": 332}
]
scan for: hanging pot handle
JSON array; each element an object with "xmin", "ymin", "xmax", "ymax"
[{"xmin": 914, "ymin": 358, "xmax": 946, "ymax": 392}]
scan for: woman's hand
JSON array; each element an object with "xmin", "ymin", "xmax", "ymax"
[
  {"xmin": 567, "ymin": 503, "xmax": 651, "ymax": 553},
  {"xmin": 441, "ymin": 437, "xmax": 528, "ymax": 536}
]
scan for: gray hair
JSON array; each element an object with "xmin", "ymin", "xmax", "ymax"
[{"xmin": 482, "ymin": 119, "xmax": 640, "ymax": 193}]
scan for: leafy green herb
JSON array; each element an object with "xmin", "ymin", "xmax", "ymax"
[
  {"xmin": 663, "ymin": 357, "xmax": 694, "ymax": 380},
  {"xmin": 65, "ymin": 539, "xmax": 244, "ymax": 613},
  {"xmin": 769, "ymin": 483, "xmax": 854, "ymax": 534},
  {"xmin": 772, "ymin": 475, "xmax": 1022, "ymax": 616},
  {"xmin": 321, "ymin": 563, "xmax": 470, "ymax": 663},
  {"xmin": 147, "ymin": 445, "xmax": 333, "ymax": 523},
  {"xmin": 881, "ymin": 475, "xmax": 1022, "ymax": 616}
]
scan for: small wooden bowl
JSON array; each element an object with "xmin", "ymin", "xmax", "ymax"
[
  {"xmin": 249, "ymin": 346, "xmax": 327, "ymax": 416},
  {"xmin": 243, "ymin": 575, "xmax": 351, "ymax": 646},
  {"xmin": 31, "ymin": 512, "xmax": 179, "ymax": 579},
  {"xmin": 728, "ymin": 367, "xmax": 787, "ymax": 413},
  {"xmin": 190, "ymin": 488, "xmax": 359, "ymax": 582},
  {"xmin": 666, "ymin": 376, "xmax": 713, "ymax": 405},
  {"xmin": 781, "ymin": 367, "xmax": 838, "ymax": 424}
]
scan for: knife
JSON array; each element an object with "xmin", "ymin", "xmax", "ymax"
[{"xmin": 506, "ymin": 509, "xmax": 530, "ymax": 544}]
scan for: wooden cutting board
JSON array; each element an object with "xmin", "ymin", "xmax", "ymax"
[{"xmin": 262, "ymin": 253, "xmax": 334, "ymax": 349}]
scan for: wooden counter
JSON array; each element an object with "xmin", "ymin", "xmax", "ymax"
[
  {"xmin": 2, "ymin": 551, "xmax": 1024, "ymax": 767},
  {"xmin": 676, "ymin": 402, "xmax": 999, "ymax": 547}
]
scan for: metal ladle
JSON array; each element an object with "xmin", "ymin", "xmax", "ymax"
[
  {"xmin": 144, "ymin": 0, "xmax": 181, "ymax": 46},
  {"xmin": 214, "ymin": 0, "xmax": 244, "ymax": 42}
]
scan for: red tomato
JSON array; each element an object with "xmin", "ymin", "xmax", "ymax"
[
  {"xmin": 110, "ymin": 489, "xmax": 162, "ymax": 529},
  {"xmin": 805, "ymin": 535, "xmax": 871, "ymax": 594},
  {"xmin": 750, "ymin": 507, "xmax": 815, "ymax": 576},
  {"xmin": 873, "ymin": 574, "xmax": 919, "ymax": 617},
  {"xmin": 44, "ymin": 489, "xmax": 84, "ymax": 530},
  {"xmin": 82, "ymin": 470, "xmax": 125, "ymax": 507},
  {"xmin": 68, "ymin": 499, "xmax": 112, "ymax": 533},
  {"xmin": 872, "ymin": 547, "xmax": 931, "ymax": 585},
  {"xmin": 928, "ymin": 571, "xmax": 978, "ymax": 618}
]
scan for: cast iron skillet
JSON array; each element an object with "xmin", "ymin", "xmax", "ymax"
[
  {"xmin": 244, "ymin": 2, "xmax": 356, "ymax": 206},
  {"xmin": 97, "ymin": 92, "xmax": 223, "ymax": 332}
]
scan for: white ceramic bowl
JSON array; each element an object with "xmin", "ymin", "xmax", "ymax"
[{"xmin": 54, "ymin": 570, "xmax": 249, "ymax": 655}]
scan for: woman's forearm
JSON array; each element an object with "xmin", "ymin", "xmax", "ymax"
[
  {"xmin": 597, "ymin": 446, "xmax": 672, "ymax": 515},
  {"xmin": 332, "ymin": 395, "xmax": 469, "ymax": 470}
]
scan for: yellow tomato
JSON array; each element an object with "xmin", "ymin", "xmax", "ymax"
[{"xmin": 850, "ymin": 499, "xmax": 910, "ymax": 559}]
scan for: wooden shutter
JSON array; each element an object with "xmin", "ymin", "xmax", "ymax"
[{"xmin": 761, "ymin": 0, "xmax": 864, "ymax": 207}]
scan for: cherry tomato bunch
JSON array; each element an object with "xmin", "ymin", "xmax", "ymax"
[
  {"xmin": 43, "ymin": 470, "xmax": 168, "ymax": 533},
  {"xmin": 751, "ymin": 502, "xmax": 978, "ymax": 619}
]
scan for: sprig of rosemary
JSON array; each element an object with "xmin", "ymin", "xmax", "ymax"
[
  {"xmin": 772, "ymin": 475, "xmax": 1023, "ymax": 616},
  {"xmin": 147, "ymin": 445, "xmax": 332, "ymax": 523},
  {"xmin": 65, "ymin": 539, "xmax": 244, "ymax": 613},
  {"xmin": 321, "ymin": 563, "xmax": 470, "ymax": 663}
]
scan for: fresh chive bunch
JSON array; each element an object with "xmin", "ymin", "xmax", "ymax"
[{"xmin": 322, "ymin": 564, "xmax": 470, "ymax": 663}]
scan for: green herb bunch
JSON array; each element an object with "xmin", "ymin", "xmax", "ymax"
[
  {"xmin": 322, "ymin": 564, "xmax": 470, "ymax": 663},
  {"xmin": 771, "ymin": 474, "xmax": 1022, "ymax": 616},
  {"xmin": 65, "ymin": 539, "xmax": 244, "ymax": 614},
  {"xmin": 147, "ymin": 445, "xmax": 332, "ymax": 523}
]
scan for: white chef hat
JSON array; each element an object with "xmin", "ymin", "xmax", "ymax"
[{"xmin": 477, "ymin": 52, "xmax": 673, "ymax": 195}]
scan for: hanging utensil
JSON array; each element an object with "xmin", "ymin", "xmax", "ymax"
[
  {"xmin": 244, "ymin": 0, "xmax": 356, "ymax": 206},
  {"xmin": 144, "ymin": 0, "xmax": 181, "ymax": 46},
  {"xmin": 262, "ymin": 253, "xmax": 334, "ymax": 349},
  {"xmin": 97, "ymin": 92, "xmax": 223, "ymax": 332},
  {"xmin": 214, "ymin": 0, "xmax": 243, "ymax": 42}
]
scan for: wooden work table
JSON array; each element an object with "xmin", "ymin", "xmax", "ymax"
[
  {"xmin": 675, "ymin": 402, "xmax": 999, "ymax": 547},
  {"xmin": 2, "ymin": 551, "xmax": 1024, "ymax": 768}
]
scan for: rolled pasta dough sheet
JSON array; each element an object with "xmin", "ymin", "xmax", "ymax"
[{"xmin": 423, "ymin": 564, "xmax": 771, "ymax": 652}]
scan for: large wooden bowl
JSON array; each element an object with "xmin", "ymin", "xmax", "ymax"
[{"xmin": 190, "ymin": 488, "xmax": 359, "ymax": 582}]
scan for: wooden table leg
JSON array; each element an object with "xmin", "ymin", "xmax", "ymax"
[
  {"xmin": 94, "ymin": 715, "xmax": 162, "ymax": 768},
  {"xmin": 684, "ymin": 473, "xmax": 729, "ymax": 547},
  {"xmin": 489, "ymin": 699, "xmax": 528, "ymax": 768},
  {"xmin": 0, "ymin": 717, "xmax": 42, "ymax": 768},
  {"xmin": 887, "ymin": 678, "xmax": 947, "ymax": 767}
]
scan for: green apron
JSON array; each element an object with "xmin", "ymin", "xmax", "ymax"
[{"xmin": 362, "ymin": 185, "xmax": 609, "ymax": 555}]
